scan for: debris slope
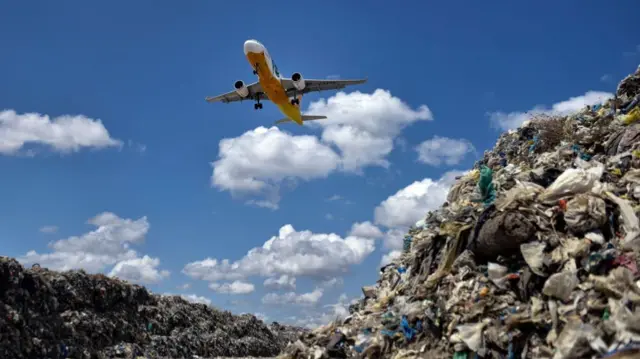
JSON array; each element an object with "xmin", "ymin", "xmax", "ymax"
[
  {"xmin": 0, "ymin": 258, "xmax": 304, "ymax": 358},
  {"xmin": 280, "ymin": 65, "xmax": 640, "ymax": 359}
]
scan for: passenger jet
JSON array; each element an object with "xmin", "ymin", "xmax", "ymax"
[{"xmin": 205, "ymin": 39, "xmax": 367, "ymax": 125}]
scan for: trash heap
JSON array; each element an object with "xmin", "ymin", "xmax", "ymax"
[
  {"xmin": 279, "ymin": 65, "xmax": 640, "ymax": 359},
  {"xmin": 0, "ymin": 257, "xmax": 305, "ymax": 359}
]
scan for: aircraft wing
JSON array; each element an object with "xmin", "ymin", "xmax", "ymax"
[
  {"xmin": 205, "ymin": 81, "xmax": 269, "ymax": 103},
  {"xmin": 281, "ymin": 78, "xmax": 367, "ymax": 95}
]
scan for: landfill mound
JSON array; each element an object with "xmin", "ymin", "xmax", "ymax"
[
  {"xmin": 280, "ymin": 66, "xmax": 640, "ymax": 359},
  {"xmin": 0, "ymin": 257, "xmax": 305, "ymax": 359}
]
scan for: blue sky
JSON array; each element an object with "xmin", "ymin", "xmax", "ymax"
[{"xmin": 1, "ymin": 0, "xmax": 639, "ymax": 326}]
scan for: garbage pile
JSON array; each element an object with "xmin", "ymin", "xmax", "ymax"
[
  {"xmin": 0, "ymin": 257, "xmax": 304, "ymax": 359},
  {"xmin": 279, "ymin": 65, "xmax": 640, "ymax": 359}
]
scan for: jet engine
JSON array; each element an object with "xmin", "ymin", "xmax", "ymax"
[
  {"xmin": 291, "ymin": 72, "xmax": 306, "ymax": 91},
  {"xmin": 234, "ymin": 80, "xmax": 249, "ymax": 97}
]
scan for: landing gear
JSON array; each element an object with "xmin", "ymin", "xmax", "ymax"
[
  {"xmin": 290, "ymin": 98, "xmax": 300, "ymax": 105},
  {"xmin": 254, "ymin": 102, "xmax": 263, "ymax": 110}
]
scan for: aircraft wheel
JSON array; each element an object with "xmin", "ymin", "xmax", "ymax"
[{"xmin": 254, "ymin": 103, "xmax": 259, "ymax": 110}]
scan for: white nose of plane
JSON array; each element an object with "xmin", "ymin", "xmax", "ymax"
[{"xmin": 244, "ymin": 39, "xmax": 264, "ymax": 55}]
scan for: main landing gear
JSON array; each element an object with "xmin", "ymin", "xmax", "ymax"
[
  {"xmin": 290, "ymin": 98, "xmax": 300, "ymax": 105},
  {"xmin": 254, "ymin": 94, "xmax": 263, "ymax": 110}
]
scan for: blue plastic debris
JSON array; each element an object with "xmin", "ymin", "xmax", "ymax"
[
  {"xmin": 60, "ymin": 343, "xmax": 69, "ymax": 358},
  {"xmin": 529, "ymin": 135, "xmax": 539, "ymax": 152},
  {"xmin": 403, "ymin": 235, "xmax": 412, "ymax": 252},
  {"xmin": 400, "ymin": 315, "xmax": 416, "ymax": 341},
  {"xmin": 571, "ymin": 144, "xmax": 592, "ymax": 161},
  {"xmin": 499, "ymin": 152, "xmax": 507, "ymax": 167}
]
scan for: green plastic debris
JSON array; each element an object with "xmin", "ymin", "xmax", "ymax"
[
  {"xmin": 603, "ymin": 308, "xmax": 610, "ymax": 320},
  {"xmin": 453, "ymin": 352, "xmax": 468, "ymax": 359},
  {"xmin": 477, "ymin": 165, "xmax": 496, "ymax": 205}
]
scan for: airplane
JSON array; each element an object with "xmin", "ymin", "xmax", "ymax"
[{"xmin": 205, "ymin": 39, "xmax": 367, "ymax": 125}]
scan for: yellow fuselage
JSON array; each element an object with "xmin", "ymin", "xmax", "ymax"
[{"xmin": 245, "ymin": 52, "xmax": 303, "ymax": 125}]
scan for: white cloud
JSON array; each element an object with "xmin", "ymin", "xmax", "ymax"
[
  {"xmin": 0, "ymin": 109, "xmax": 122, "ymax": 155},
  {"xmin": 381, "ymin": 250, "xmax": 402, "ymax": 267},
  {"xmin": 319, "ymin": 277, "xmax": 343, "ymax": 288},
  {"xmin": 18, "ymin": 212, "xmax": 169, "ymax": 285},
  {"xmin": 382, "ymin": 228, "xmax": 406, "ymax": 251},
  {"xmin": 415, "ymin": 136, "xmax": 475, "ymax": 166},
  {"xmin": 264, "ymin": 275, "xmax": 296, "ymax": 290},
  {"xmin": 178, "ymin": 283, "xmax": 191, "ymax": 290},
  {"xmin": 211, "ymin": 126, "xmax": 340, "ymax": 209},
  {"xmin": 374, "ymin": 170, "xmax": 463, "ymax": 228},
  {"xmin": 163, "ymin": 293, "xmax": 212, "ymax": 306},
  {"xmin": 39, "ymin": 225, "xmax": 58, "ymax": 234},
  {"xmin": 209, "ymin": 280, "xmax": 255, "ymax": 294},
  {"xmin": 326, "ymin": 195, "xmax": 354, "ymax": 205},
  {"xmin": 183, "ymin": 224, "xmax": 376, "ymax": 282},
  {"xmin": 325, "ymin": 213, "xmax": 334, "ymax": 220},
  {"xmin": 307, "ymin": 89, "xmax": 433, "ymax": 172},
  {"xmin": 254, "ymin": 312, "xmax": 269, "ymax": 322},
  {"xmin": 348, "ymin": 221, "xmax": 383, "ymax": 239},
  {"xmin": 288, "ymin": 293, "xmax": 353, "ymax": 329},
  {"xmin": 181, "ymin": 294, "xmax": 212, "ymax": 306},
  {"xmin": 211, "ymin": 90, "xmax": 433, "ymax": 208},
  {"xmin": 489, "ymin": 91, "xmax": 614, "ymax": 131},
  {"xmin": 262, "ymin": 288, "xmax": 324, "ymax": 306},
  {"xmin": 109, "ymin": 255, "xmax": 170, "ymax": 284},
  {"xmin": 600, "ymin": 74, "xmax": 612, "ymax": 83}
]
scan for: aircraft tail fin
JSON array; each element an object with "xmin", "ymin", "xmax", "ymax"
[{"xmin": 275, "ymin": 115, "xmax": 327, "ymax": 125}]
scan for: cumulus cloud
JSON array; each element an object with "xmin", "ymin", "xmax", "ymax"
[
  {"xmin": 319, "ymin": 277, "xmax": 344, "ymax": 288},
  {"xmin": 381, "ymin": 250, "xmax": 402, "ymax": 267},
  {"xmin": 307, "ymin": 89, "xmax": 433, "ymax": 171},
  {"xmin": 254, "ymin": 312, "xmax": 269, "ymax": 322},
  {"xmin": 209, "ymin": 280, "xmax": 255, "ymax": 294},
  {"xmin": 181, "ymin": 294, "xmax": 212, "ymax": 306},
  {"xmin": 164, "ymin": 293, "xmax": 212, "ymax": 306},
  {"xmin": 39, "ymin": 225, "xmax": 58, "ymax": 234},
  {"xmin": 211, "ymin": 90, "xmax": 432, "ymax": 208},
  {"xmin": 264, "ymin": 275, "xmax": 296, "ymax": 290},
  {"xmin": 288, "ymin": 293, "xmax": 355, "ymax": 329},
  {"xmin": 372, "ymin": 170, "xmax": 464, "ymax": 264},
  {"xmin": 183, "ymin": 225, "xmax": 376, "ymax": 283},
  {"xmin": 381, "ymin": 228, "xmax": 406, "ymax": 251},
  {"xmin": 489, "ymin": 91, "xmax": 614, "ymax": 131},
  {"xmin": 262, "ymin": 288, "xmax": 324, "ymax": 306},
  {"xmin": 0, "ymin": 109, "xmax": 122, "ymax": 155},
  {"xmin": 211, "ymin": 126, "xmax": 340, "ymax": 209},
  {"xmin": 415, "ymin": 136, "xmax": 475, "ymax": 166},
  {"xmin": 348, "ymin": 221, "xmax": 383, "ymax": 239},
  {"xmin": 374, "ymin": 170, "xmax": 463, "ymax": 228},
  {"xmin": 109, "ymin": 255, "xmax": 170, "ymax": 284},
  {"xmin": 18, "ymin": 212, "xmax": 169, "ymax": 285}
]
